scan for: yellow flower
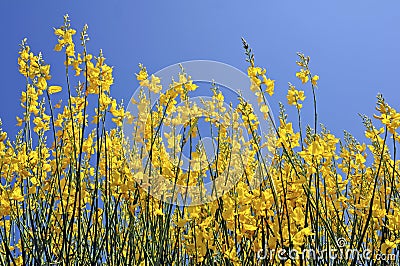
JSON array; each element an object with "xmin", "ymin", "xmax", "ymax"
[
  {"xmin": 0, "ymin": 132, "xmax": 7, "ymax": 142},
  {"xmin": 260, "ymin": 105, "xmax": 269, "ymax": 119},
  {"xmin": 176, "ymin": 218, "xmax": 189, "ymax": 228},
  {"xmin": 54, "ymin": 15, "xmax": 76, "ymax": 56},
  {"xmin": 136, "ymin": 65, "xmax": 148, "ymax": 81},
  {"xmin": 295, "ymin": 69, "xmax": 309, "ymax": 83},
  {"xmin": 9, "ymin": 188, "xmax": 24, "ymax": 202},
  {"xmin": 247, "ymin": 66, "xmax": 265, "ymax": 77},
  {"xmin": 292, "ymin": 207, "xmax": 305, "ymax": 226},
  {"xmin": 243, "ymin": 223, "xmax": 258, "ymax": 231},
  {"xmin": 148, "ymin": 75, "xmax": 162, "ymax": 93},
  {"xmin": 140, "ymin": 74, "xmax": 162, "ymax": 94},
  {"xmin": 155, "ymin": 208, "xmax": 164, "ymax": 216},
  {"xmin": 16, "ymin": 116, "xmax": 23, "ymax": 127},
  {"xmin": 263, "ymin": 77, "xmax": 275, "ymax": 96},
  {"xmin": 48, "ymin": 85, "xmax": 62, "ymax": 94},
  {"xmin": 311, "ymin": 75, "xmax": 319, "ymax": 86},
  {"xmin": 309, "ymin": 139, "xmax": 323, "ymax": 156},
  {"xmin": 286, "ymin": 84, "xmax": 305, "ymax": 109},
  {"xmin": 33, "ymin": 117, "xmax": 50, "ymax": 133}
]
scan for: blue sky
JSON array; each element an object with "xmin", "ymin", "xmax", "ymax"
[{"xmin": 0, "ymin": 1, "xmax": 399, "ymax": 144}]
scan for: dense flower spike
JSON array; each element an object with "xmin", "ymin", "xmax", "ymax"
[
  {"xmin": 287, "ymin": 83, "xmax": 306, "ymax": 109},
  {"xmin": 0, "ymin": 16, "xmax": 399, "ymax": 266}
]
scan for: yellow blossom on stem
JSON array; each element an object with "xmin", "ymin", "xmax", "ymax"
[
  {"xmin": 48, "ymin": 85, "xmax": 62, "ymax": 94},
  {"xmin": 295, "ymin": 68, "xmax": 309, "ymax": 84},
  {"xmin": 311, "ymin": 75, "xmax": 319, "ymax": 86},
  {"xmin": 286, "ymin": 83, "xmax": 305, "ymax": 109}
]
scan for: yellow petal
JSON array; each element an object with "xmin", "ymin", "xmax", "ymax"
[
  {"xmin": 48, "ymin": 86, "xmax": 62, "ymax": 94},
  {"xmin": 300, "ymin": 227, "xmax": 314, "ymax": 236},
  {"xmin": 155, "ymin": 208, "xmax": 164, "ymax": 216},
  {"xmin": 243, "ymin": 224, "xmax": 258, "ymax": 231}
]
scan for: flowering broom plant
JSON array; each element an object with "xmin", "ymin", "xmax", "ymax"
[{"xmin": 0, "ymin": 15, "xmax": 399, "ymax": 265}]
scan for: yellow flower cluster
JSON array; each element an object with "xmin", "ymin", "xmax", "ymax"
[{"xmin": 286, "ymin": 83, "xmax": 306, "ymax": 109}]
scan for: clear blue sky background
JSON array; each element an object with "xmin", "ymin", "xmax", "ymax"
[{"xmin": 0, "ymin": 1, "xmax": 399, "ymax": 144}]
